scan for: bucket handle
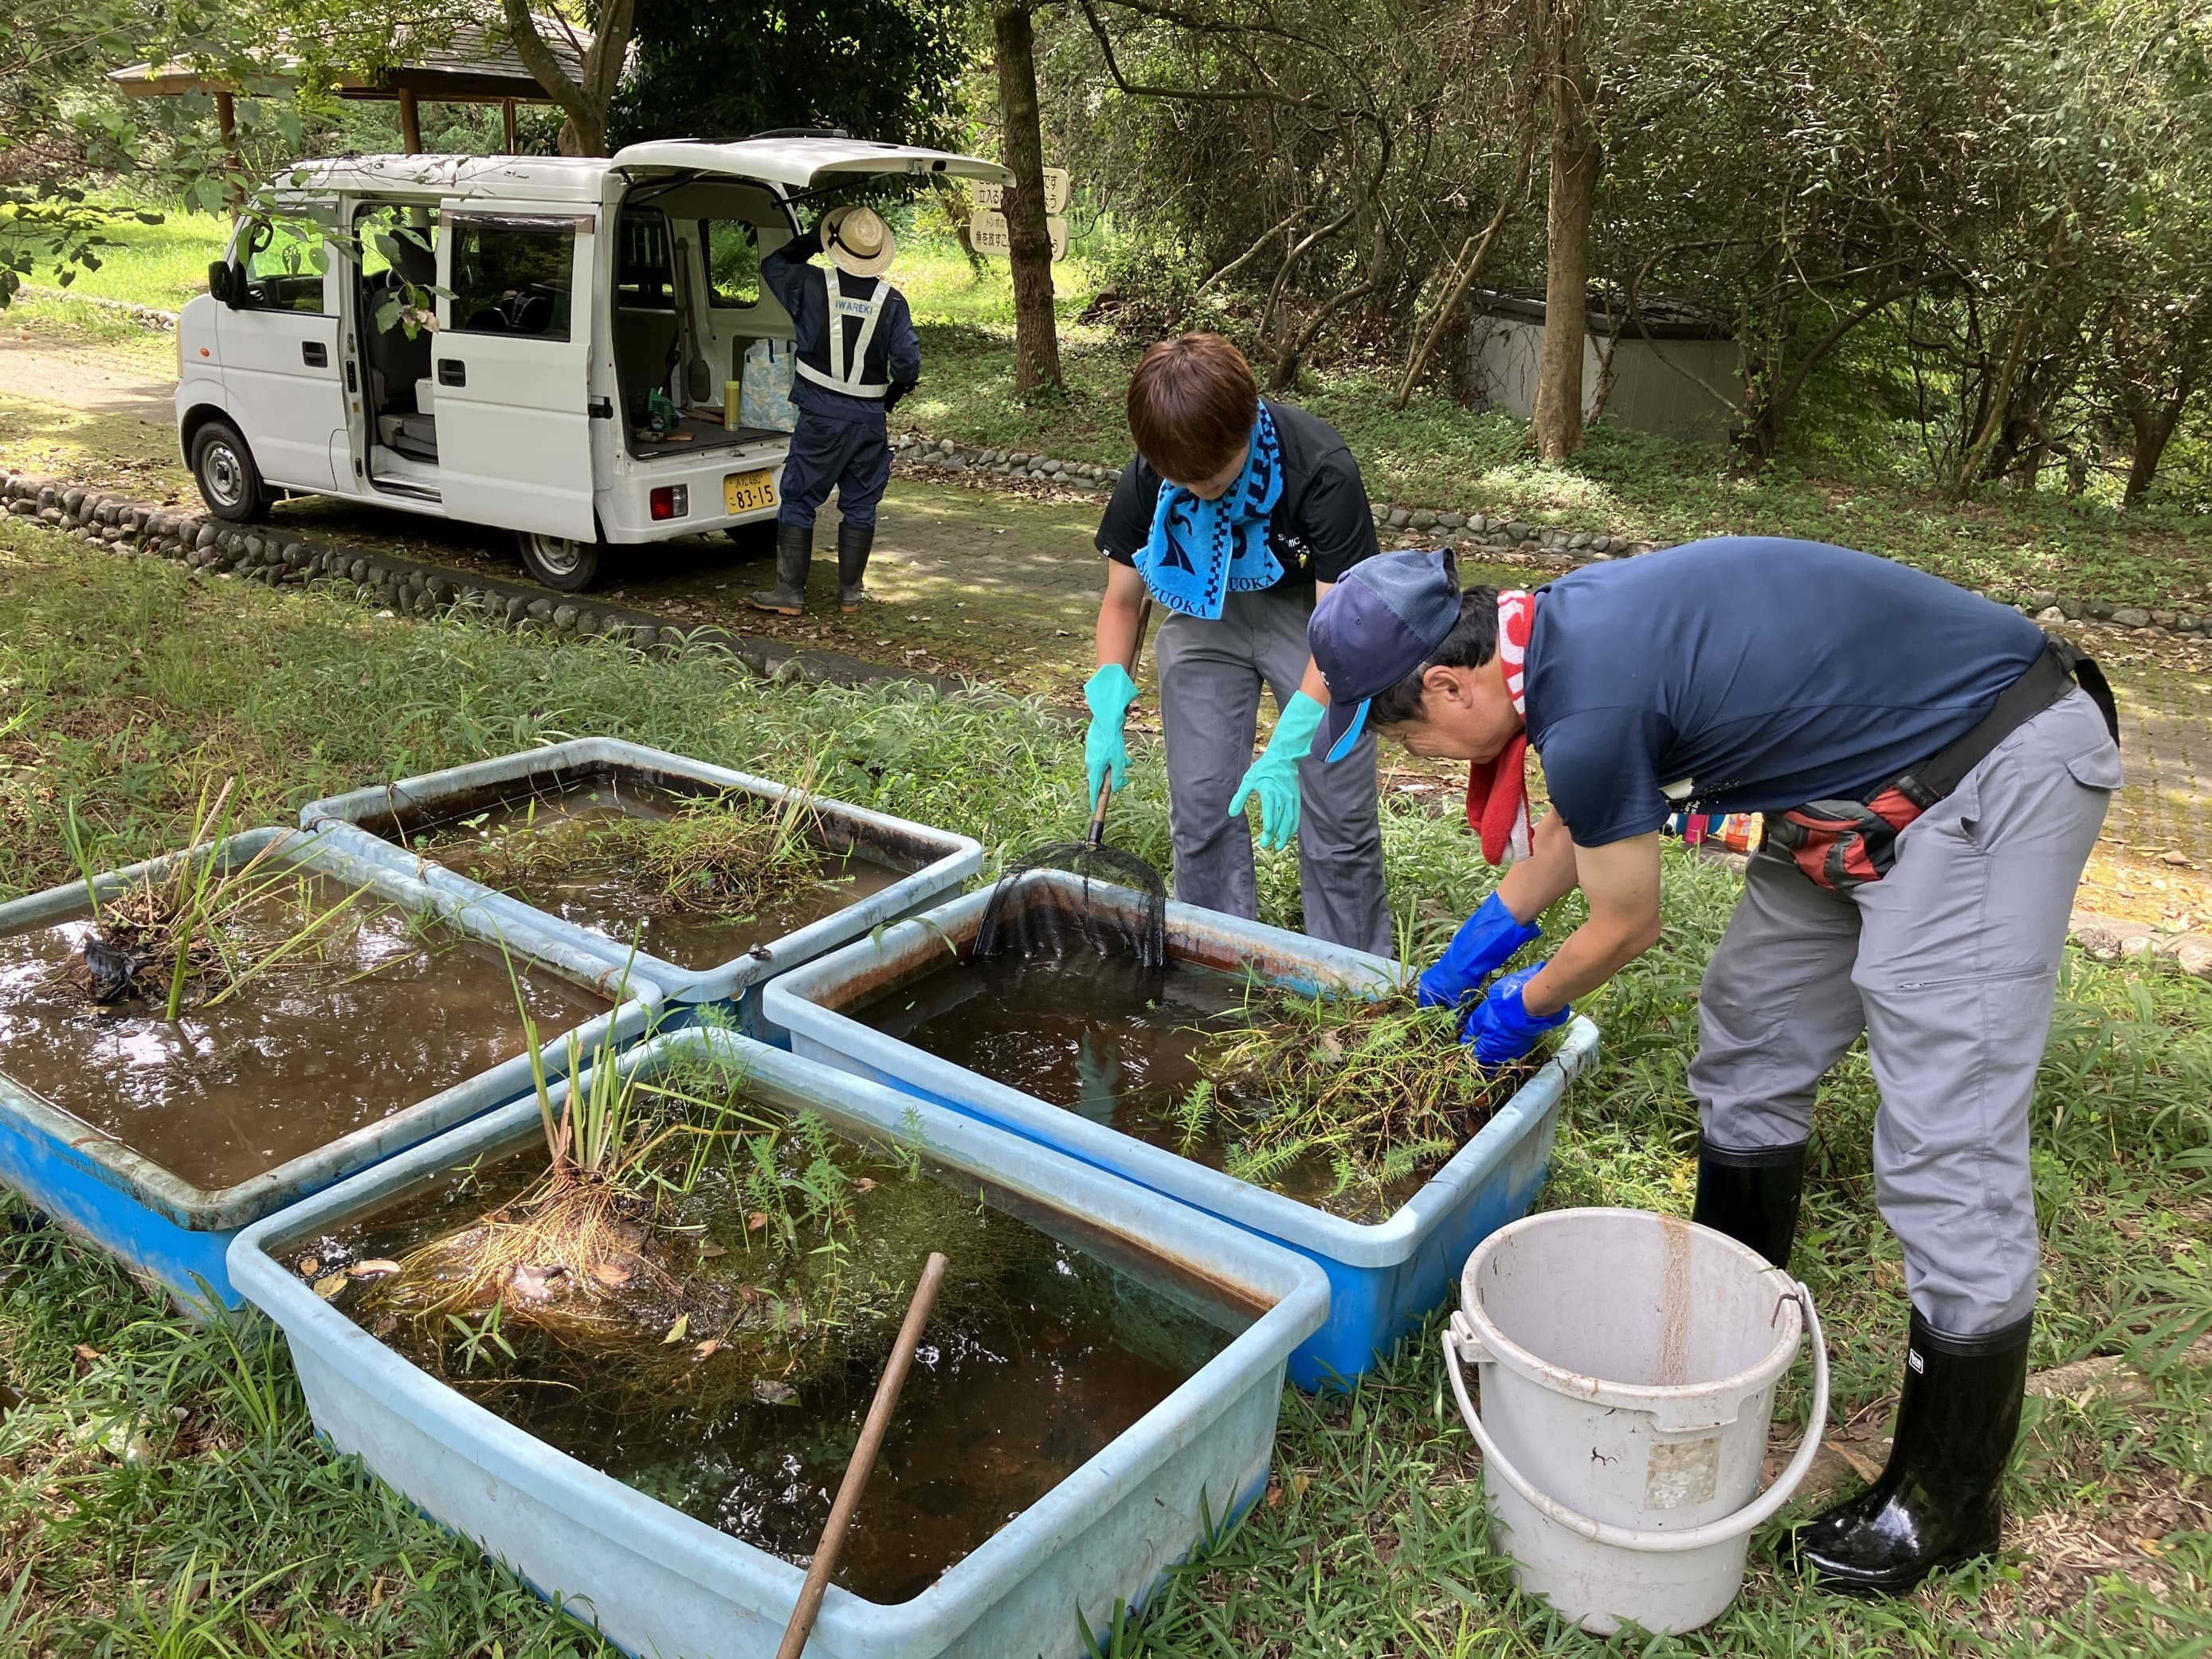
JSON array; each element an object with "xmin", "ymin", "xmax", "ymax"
[{"xmin": 1441, "ymin": 1279, "xmax": 1829, "ymax": 1554}]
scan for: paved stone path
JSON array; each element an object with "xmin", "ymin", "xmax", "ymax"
[{"xmin": 4, "ymin": 332, "xmax": 2208, "ymax": 943}]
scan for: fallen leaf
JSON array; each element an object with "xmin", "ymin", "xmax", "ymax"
[
  {"xmin": 347, "ymin": 1259, "xmax": 400, "ymax": 1279},
  {"xmin": 590, "ymin": 1261, "xmax": 633, "ymax": 1288},
  {"xmin": 752, "ymin": 1379, "xmax": 797, "ymax": 1405},
  {"xmin": 312, "ymin": 1273, "xmax": 347, "ymax": 1300},
  {"xmin": 662, "ymin": 1313, "xmax": 691, "ymax": 1345},
  {"xmin": 747, "ymin": 1210, "xmax": 768, "ymax": 1232},
  {"xmin": 296, "ymin": 1256, "xmax": 321, "ymax": 1279},
  {"xmin": 692, "ymin": 1339, "xmax": 722, "ymax": 1361}
]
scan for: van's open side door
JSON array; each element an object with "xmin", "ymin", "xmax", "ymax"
[{"xmin": 432, "ymin": 202, "xmax": 597, "ymax": 539}]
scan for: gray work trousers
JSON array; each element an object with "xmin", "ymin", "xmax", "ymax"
[
  {"xmin": 1153, "ymin": 584, "xmax": 1392, "ymax": 956},
  {"xmin": 1688, "ymin": 687, "xmax": 2120, "ymax": 1335}
]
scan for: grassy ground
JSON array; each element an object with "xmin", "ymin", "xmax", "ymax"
[{"xmin": 0, "ymin": 519, "xmax": 2205, "ymax": 1653}]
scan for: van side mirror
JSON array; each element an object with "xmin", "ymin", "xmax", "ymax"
[{"xmin": 207, "ymin": 260, "xmax": 244, "ymax": 308}]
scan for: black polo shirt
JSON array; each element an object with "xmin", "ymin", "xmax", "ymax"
[{"xmin": 1096, "ymin": 400, "xmax": 1380, "ymax": 590}]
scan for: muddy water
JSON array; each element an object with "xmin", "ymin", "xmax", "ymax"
[
  {"xmin": 300, "ymin": 1134, "xmax": 1241, "ymax": 1605},
  {"xmin": 0, "ymin": 876, "xmax": 608, "ymax": 1192},
  {"xmin": 386, "ymin": 775, "xmax": 904, "ymax": 969}
]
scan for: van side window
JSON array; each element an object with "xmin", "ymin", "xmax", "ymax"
[
  {"xmin": 241, "ymin": 218, "xmax": 329, "ymax": 314},
  {"xmin": 449, "ymin": 219, "xmax": 575, "ymax": 340},
  {"xmin": 702, "ymin": 221, "xmax": 760, "ymax": 308},
  {"xmin": 617, "ymin": 216, "xmax": 673, "ymax": 309}
]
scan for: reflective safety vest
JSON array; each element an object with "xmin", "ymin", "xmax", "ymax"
[{"xmin": 794, "ymin": 268, "xmax": 890, "ymax": 399}]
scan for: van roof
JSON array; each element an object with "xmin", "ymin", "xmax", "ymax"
[{"xmin": 260, "ymin": 139, "xmax": 1010, "ymax": 204}]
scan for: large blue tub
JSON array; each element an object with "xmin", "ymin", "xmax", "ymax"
[
  {"xmin": 763, "ymin": 874, "xmax": 1598, "ymax": 1390},
  {"xmin": 300, "ymin": 737, "xmax": 981, "ymax": 1030},
  {"xmin": 229, "ymin": 1026, "xmax": 1329, "ymax": 1659},
  {"xmin": 0, "ymin": 826, "xmax": 661, "ymax": 1309}
]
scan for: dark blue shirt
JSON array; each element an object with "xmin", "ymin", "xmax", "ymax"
[
  {"xmin": 760, "ymin": 240, "xmax": 921, "ymax": 426},
  {"xmin": 1525, "ymin": 538, "xmax": 2049, "ymax": 846}
]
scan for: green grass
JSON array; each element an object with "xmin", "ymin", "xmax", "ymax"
[
  {"xmin": 18, "ymin": 206, "xmax": 229, "ymax": 311},
  {"xmin": 0, "ymin": 518, "xmax": 2205, "ymax": 1651}
]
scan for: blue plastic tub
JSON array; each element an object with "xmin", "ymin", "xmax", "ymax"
[
  {"xmin": 300, "ymin": 737, "xmax": 982, "ymax": 1028},
  {"xmin": 763, "ymin": 874, "xmax": 1599, "ymax": 1390},
  {"xmin": 0, "ymin": 826, "xmax": 661, "ymax": 1310},
  {"xmin": 229, "ymin": 1026, "xmax": 1328, "ymax": 1659}
]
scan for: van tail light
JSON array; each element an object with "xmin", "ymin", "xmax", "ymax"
[{"xmin": 650, "ymin": 484, "xmax": 688, "ymax": 521}]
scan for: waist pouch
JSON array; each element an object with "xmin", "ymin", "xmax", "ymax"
[{"xmin": 1765, "ymin": 639, "xmax": 2119, "ymax": 892}]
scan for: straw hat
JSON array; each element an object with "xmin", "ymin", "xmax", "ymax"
[{"xmin": 822, "ymin": 206, "xmax": 896, "ymax": 277}]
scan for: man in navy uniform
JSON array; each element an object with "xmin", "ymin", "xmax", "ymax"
[
  {"xmin": 752, "ymin": 205, "xmax": 919, "ymax": 616},
  {"xmin": 1307, "ymin": 541, "xmax": 2121, "ymax": 1597}
]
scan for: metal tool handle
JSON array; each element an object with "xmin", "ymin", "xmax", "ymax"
[
  {"xmin": 1087, "ymin": 593, "xmax": 1154, "ymax": 849},
  {"xmin": 776, "ymin": 1251, "xmax": 950, "ymax": 1656},
  {"xmin": 1440, "ymin": 1277, "xmax": 1829, "ymax": 1554}
]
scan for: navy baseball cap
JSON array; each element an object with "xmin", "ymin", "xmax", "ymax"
[{"xmin": 1310, "ymin": 549, "xmax": 1463, "ymax": 763}]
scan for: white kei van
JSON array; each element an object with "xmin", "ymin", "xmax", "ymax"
[{"xmin": 175, "ymin": 135, "xmax": 1008, "ymax": 590}]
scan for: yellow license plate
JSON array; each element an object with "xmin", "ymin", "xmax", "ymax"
[{"xmin": 724, "ymin": 469, "xmax": 778, "ymax": 515}]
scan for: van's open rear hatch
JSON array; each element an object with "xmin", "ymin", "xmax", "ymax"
[{"xmin": 609, "ymin": 137, "xmax": 1011, "ymax": 190}]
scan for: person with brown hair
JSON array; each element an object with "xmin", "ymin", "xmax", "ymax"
[{"xmin": 1086, "ymin": 333, "xmax": 1389, "ymax": 954}]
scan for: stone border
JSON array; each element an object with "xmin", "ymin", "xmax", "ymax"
[
  {"xmin": 891, "ymin": 431, "xmax": 2209, "ymax": 640},
  {"xmin": 16, "ymin": 285, "xmax": 180, "ymax": 331},
  {"xmin": 0, "ymin": 468, "xmax": 924, "ymax": 692}
]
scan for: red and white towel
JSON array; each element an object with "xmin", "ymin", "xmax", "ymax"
[{"xmin": 1465, "ymin": 589, "xmax": 1536, "ymax": 865}]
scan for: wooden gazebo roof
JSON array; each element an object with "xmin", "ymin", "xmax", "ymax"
[{"xmin": 109, "ymin": 21, "xmax": 592, "ymax": 106}]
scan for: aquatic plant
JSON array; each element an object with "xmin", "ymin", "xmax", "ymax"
[
  {"xmin": 1179, "ymin": 990, "xmax": 1536, "ymax": 1218},
  {"xmin": 61, "ymin": 778, "xmax": 375, "ymax": 1020}
]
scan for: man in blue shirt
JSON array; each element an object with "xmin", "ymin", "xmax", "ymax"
[
  {"xmin": 1308, "ymin": 540, "xmax": 2122, "ymax": 1598},
  {"xmin": 751, "ymin": 205, "xmax": 920, "ymax": 617}
]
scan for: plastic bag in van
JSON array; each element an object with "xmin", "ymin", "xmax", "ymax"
[{"xmin": 737, "ymin": 339, "xmax": 798, "ymax": 432}]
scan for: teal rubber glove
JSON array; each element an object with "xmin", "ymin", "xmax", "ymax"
[
  {"xmin": 1228, "ymin": 690, "xmax": 1327, "ymax": 852},
  {"xmin": 1084, "ymin": 663, "xmax": 1139, "ymax": 804}
]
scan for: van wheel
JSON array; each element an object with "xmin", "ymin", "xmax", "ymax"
[
  {"xmin": 517, "ymin": 531, "xmax": 604, "ymax": 592},
  {"xmin": 191, "ymin": 422, "xmax": 269, "ymax": 523}
]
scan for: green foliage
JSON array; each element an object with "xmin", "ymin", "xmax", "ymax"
[{"xmin": 610, "ymin": 0, "xmax": 967, "ymax": 150}]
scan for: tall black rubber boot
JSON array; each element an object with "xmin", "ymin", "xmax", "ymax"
[
  {"xmin": 749, "ymin": 522, "xmax": 812, "ymax": 615},
  {"xmin": 836, "ymin": 519, "xmax": 873, "ymax": 614},
  {"xmin": 1783, "ymin": 1309, "xmax": 2031, "ymax": 1597},
  {"xmin": 1690, "ymin": 1136, "xmax": 1806, "ymax": 1269}
]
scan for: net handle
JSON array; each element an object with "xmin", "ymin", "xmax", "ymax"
[{"xmin": 1089, "ymin": 594, "xmax": 1155, "ymax": 849}]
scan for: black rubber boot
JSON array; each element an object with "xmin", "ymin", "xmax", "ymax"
[
  {"xmin": 836, "ymin": 519, "xmax": 873, "ymax": 614},
  {"xmin": 1783, "ymin": 1309, "xmax": 2031, "ymax": 1597},
  {"xmin": 749, "ymin": 522, "xmax": 812, "ymax": 615},
  {"xmin": 1690, "ymin": 1136, "xmax": 1806, "ymax": 1269}
]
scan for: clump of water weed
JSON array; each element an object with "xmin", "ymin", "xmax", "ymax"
[
  {"xmin": 1178, "ymin": 990, "xmax": 1538, "ymax": 1219},
  {"xmin": 61, "ymin": 779, "xmax": 375, "ymax": 1018},
  {"xmin": 465, "ymin": 780, "xmax": 833, "ymax": 923}
]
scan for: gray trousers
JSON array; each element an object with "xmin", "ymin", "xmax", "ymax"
[
  {"xmin": 1154, "ymin": 585, "xmax": 1392, "ymax": 956},
  {"xmin": 1688, "ymin": 688, "xmax": 2120, "ymax": 1335}
]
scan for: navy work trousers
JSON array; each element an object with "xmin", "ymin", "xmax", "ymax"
[{"xmin": 777, "ymin": 414, "xmax": 892, "ymax": 531}]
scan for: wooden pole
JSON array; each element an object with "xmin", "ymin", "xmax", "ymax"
[
  {"xmin": 502, "ymin": 97, "xmax": 518, "ymax": 153},
  {"xmin": 775, "ymin": 1253, "xmax": 948, "ymax": 1657},
  {"xmin": 398, "ymin": 88, "xmax": 423, "ymax": 155},
  {"xmin": 214, "ymin": 90, "xmax": 242, "ymax": 210}
]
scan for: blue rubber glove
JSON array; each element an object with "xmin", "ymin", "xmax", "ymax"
[
  {"xmin": 1419, "ymin": 892, "xmax": 1543, "ymax": 1009},
  {"xmin": 1228, "ymin": 691, "xmax": 1327, "ymax": 852},
  {"xmin": 1460, "ymin": 963, "xmax": 1571, "ymax": 1071},
  {"xmin": 1084, "ymin": 663, "xmax": 1139, "ymax": 804}
]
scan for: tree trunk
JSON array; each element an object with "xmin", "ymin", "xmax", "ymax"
[
  {"xmin": 503, "ymin": 0, "xmax": 632, "ymax": 158},
  {"xmin": 1529, "ymin": 4, "xmax": 1601, "ymax": 463},
  {"xmin": 994, "ymin": 2, "xmax": 1062, "ymax": 394},
  {"xmin": 2124, "ymin": 386, "xmax": 2191, "ymax": 506}
]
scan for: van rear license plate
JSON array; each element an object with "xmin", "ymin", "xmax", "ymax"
[{"xmin": 724, "ymin": 469, "xmax": 778, "ymax": 515}]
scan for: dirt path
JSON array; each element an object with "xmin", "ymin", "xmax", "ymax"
[{"xmin": 5, "ymin": 331, "xmax": 2209, "ymax": 929}]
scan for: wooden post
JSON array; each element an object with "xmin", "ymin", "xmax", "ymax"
[
  {"xmin": 398, "ymin": 88, "xmax": 423, "ymax": 154},
  {"xmin": 214, "ymin": 89, "xmax": 242, "ymax": 210},
  {"xmin": 502, "ymin": 97, "xmax": 518, "ymax": 153}
]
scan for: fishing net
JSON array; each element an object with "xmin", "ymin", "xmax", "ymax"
[{"xmin": 971, "ymin": 845, "xmax": 1167, "ymax": 971}]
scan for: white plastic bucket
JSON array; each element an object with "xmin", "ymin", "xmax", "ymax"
[{"xmin": 1442, "ymin": 1208, "xmax": 1828, "ymax": 1635}]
